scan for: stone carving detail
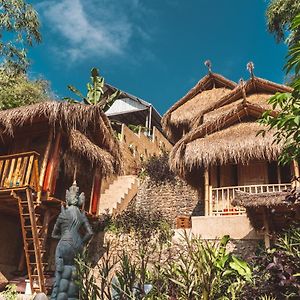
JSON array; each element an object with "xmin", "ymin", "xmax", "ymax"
[{"xmin": 51, "ymin": 182, "xmax": 93, "ymax": 300}]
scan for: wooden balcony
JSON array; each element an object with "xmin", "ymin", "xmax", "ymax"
[
  {"xmin": 0, "ymin": 151, "xmax": 40, "ymax": 193},
  {"xmin": 210, "ymin": 183, "xmax": 292, "ymax": 216}
]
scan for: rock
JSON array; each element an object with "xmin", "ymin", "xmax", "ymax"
[{"xmin": 33, "ymin": 293, "xmax": 48, "ymax": 300}]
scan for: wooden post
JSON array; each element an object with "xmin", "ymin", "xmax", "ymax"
[
  {"xmin": 292, "ymin": 160, "xmax": 300, "ymax": 187},
  {"xmin": 41, "ymin": 210, "xmax": 51, "ymax": 249},
  {"xmin": 277, "ymin": 164, "xmax": 281, "ymax": 184},
  {"xmin": 43, "ymin": 131, "xmax": 61, "ymax": 193},
  {"xmin": 89, "ymin": 171, "xmax": 101, "ymax": 215},
  {"xmin": 204, "ymin": 168, "xmax": 209, "ymax": 216},
  {"xmin": 263, "ymin": 208, "xmax": 271, "ymax": 249},
  {"xmin": 39, "ymin": 129, "xmax": 53, "ymax": 193},
  {"xmin": 208, "ymin": 185, "xmax": 213, "ymax": 216}
]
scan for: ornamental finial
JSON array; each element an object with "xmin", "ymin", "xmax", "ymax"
[
  {"xmin": 204, "ymin": 60, "xmax": 212, "ymax": 74},
  {"xmin": 247, "ymin": 61, "xmax": 255, "ymax": 78}
]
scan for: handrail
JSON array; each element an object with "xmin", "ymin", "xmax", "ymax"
[
  {"xmin": 0, "ymin": 151, "xmax": 40, "ymax": 192},
  {"xmin": 212, "ymin": 183, "xmax": 291, "ymax": 191},
  {"xmin": 210, "ymin": 183, "xmax": 292, "ymax": 216}
]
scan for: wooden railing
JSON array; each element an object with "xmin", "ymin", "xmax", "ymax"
[
  {"xmin": 210, "ymin": 183, "xmax": 292, "ymax": 216},
  {"xmin": 0, "ymin": 151, "xmax": 40, "ymax": 192}
]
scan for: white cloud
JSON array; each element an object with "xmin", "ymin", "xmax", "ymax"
[{"xmin": 38, "ymin": 0, "xmax": 144, "ymax": 61}]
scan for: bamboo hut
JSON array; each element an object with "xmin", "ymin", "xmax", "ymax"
[
  {"xmin": 167, "ymin": 73, "xmax": 295, "ymax": 218},
  {"xmin": 0, "ymin": 101, "xmax": 121, "ymax": 293},
  {"xmin": 161, "ymin": 73, "xmax": 237, "ymax": 143}
]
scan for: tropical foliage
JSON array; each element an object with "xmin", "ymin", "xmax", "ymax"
[
  {"xmin": 241, "ymin": 225, "xmax": 300, "ymax": 299},
  {"xmin": 266, "ymin": 0, "xmax": 300, "ymax": 44},
  {"xmin": 64, "ymin": 67, "xmax": 120, "ymax": 111},
  {"xmin": 0, "ymin": 70, "xmax": 50, "ymax": 110},
  {"xmin": 0, "ymin": 0, "xmax": 41, "ymax": 73},
  {"xmin": 76, "ymin": 210, "xmax": 251, "ymax": 300},
  {"xmin": 259, "ymin": 14, "xmax": 300, "ymax": 164}
]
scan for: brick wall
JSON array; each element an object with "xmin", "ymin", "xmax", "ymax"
[{"xmin": 130, "ymin": 177, "xmax": 203, "ymax": 225}]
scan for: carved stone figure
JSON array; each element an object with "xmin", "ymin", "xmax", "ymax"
[{"xmin": 51, "ymin": 182, "xmax": 93, "ymax": 300}]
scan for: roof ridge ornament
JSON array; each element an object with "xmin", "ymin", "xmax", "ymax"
[
  {"xmin": 247, "ymin": 61, "xmax": 255, "ymax": 79},
  {"xmin": 204, "ymin": 60, "xmax": 212, "ymax": 74}
]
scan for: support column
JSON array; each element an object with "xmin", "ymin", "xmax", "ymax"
[
  {"xmin": 43, "ymin": 131, "xmax": 62, "ymax": 193},
  {"xmin": 263, "ymin": 208, "xmax": 270, "ymax": 249},
  {"xmin": 204, "ymin": 168, "xmax": 209, "ymax": 216},
  {"xmin": 90, "ymin": 171, "xmax": 101, "ymax": 215},
  {"xmin": 292, "ymin": 160, "xmax": 300, "ymax": 187},
  {"xmin": 277, "ymin": 164, "xmax": 281, "ymax": 184}
]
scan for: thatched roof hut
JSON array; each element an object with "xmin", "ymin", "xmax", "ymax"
[
  {"xmin": 169, "ymin": 76, "xmax": 291, "ymax": 182},
  {"xmin": 0, "ymin": 101, "xmax": 122, "ymax": 177},
  {"xmin": 232, "ymin": 190, "xmax": 300, "ymax": 242},
  {"xmin": 162, "ymin": 73, "xmax": 237, "ymax": 143}
]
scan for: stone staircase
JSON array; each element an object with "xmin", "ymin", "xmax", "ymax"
[{"xmin": 99, "ymin": 175, "xmax": 139, "ymax": 215}]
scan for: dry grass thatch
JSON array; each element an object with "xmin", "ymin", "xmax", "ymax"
[
  {"xmin": 202, "ymin": 93, "xmax": 274, "ymax": 125},
  {"xmin": 162, "ymin": 73, "xmax": 236, "ymax": 141},
  {"xmin": 232, "ymin": 190, "xmax": 290, "ymax": 208},
  {"xmin": 0, "ymin": 101, "xmax": 122, "ymax": 177},
  {"xmin": 163, "ymin": 75, "xmax": 292, "ymax": 143},
  {"xmin": 169, "ymin": 88, "xmax": 232, "ymax": 126},
  {"xmin": 170, "ymin": 122, "xmax": 282, "ymax": 178},
  {"xmin": 68, "ymin": 130, "xmax": 118, "ymax": 176}
]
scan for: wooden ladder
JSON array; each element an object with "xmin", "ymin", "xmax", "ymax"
[{"xmin": 16, "ymin": 188, "xmax": 46, "ymax": 293}]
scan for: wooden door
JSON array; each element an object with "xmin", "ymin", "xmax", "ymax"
[{"xmin": 238, "ymin": 161, "xmax": 268, "ymax": 186}]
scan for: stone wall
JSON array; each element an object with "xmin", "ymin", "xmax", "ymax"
[{"xmin": 130, "ymin": 177, "xmax": 203, "ymax": 225}]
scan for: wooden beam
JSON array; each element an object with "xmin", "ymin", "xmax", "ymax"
[
  {"xmin": 263, "ymin": 208, "xmax": 271, "ymax": 249},
  {"xmin": 43, "ymin": 131, "xmax": 61, "ymax": 193},
  {"xmin": 204, "ymin": 168, "xmax": 209, "ymax": 216},
  {"xmin": 39, "ymin": 129, "xmax": 53, "ymax": 193},
  {"xmin": 89, "ymin": 171, "xmax": 101, "ymax": 215},
  {"xmin": 292, "ymin": 160, "xmax": 300, "ymax": 187},
  {"xmin": 277, "ymin": 164, "xmax": 281, "ymax": 184}
]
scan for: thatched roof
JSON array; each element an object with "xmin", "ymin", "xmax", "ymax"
[
  {"xmin": 232, "ymin": 190, "xmax": 300, "ymax": 231},
  {"xmin": 170, "ymin": 122, "xmax": 282, "ymax": 178},
  {"xmin": 162, "ymin": 73, "xmax": 236, "ymax": 142},
  {"xmin": 205, "ymin": 77, "xmax": 292, "ymax": 114},
  {"xmin": 168, "ymin": 75, "xmax": 292, "ymax": 180},
  {"xmin": 232, "ymin": 191, "xmax": 290, "ymax": 208},
  {"xmin": 0, "ymin": 101, "xmax": 122, "ymax": 177}
]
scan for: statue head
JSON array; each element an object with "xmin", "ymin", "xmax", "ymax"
[{"xmin": 66, "ymin": 181, "xmax": 85, "ymax": 207}]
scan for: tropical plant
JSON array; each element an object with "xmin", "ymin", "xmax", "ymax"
[
  {"xmin": 148, "ymin": 233, "xmax": 252, "ymax": 300},
  {"xmin": 0, "ymin": 284, "xmax": 18, "ymax": 300},
  {"xmin": 259, "ymin": 14, "xmax": 300, "ymax": 165},
  {"xmin": 0, "ymin": 0, "xmax": 41, "ymax": 73},
  {"xmin": 266, "ymin": 0, "xmax": 300, "ymax": 44},
  {"xmin": 241, "ymin": 225, "xmax": 300, "ymax": 299},
  {"xmin": 142, "ymin": 152, "xmax": 174, "ymax": 183},
  {"xmin": 64, "ymin": 67, "xmax": 120, "ymax": 111},
  {"xmin": 75, "ymin": 249, "xmax": 100, "ymax": 300},
  {"xmin": 0, "ymin": 69, "xmax": 50, "ymax": 110}
]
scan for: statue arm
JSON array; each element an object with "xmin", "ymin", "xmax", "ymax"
[
  {"xmin": 51, "ymin": 214, "xmax": 62, "ymax": 239},
  {"xmin": 82, "ymin": 213, "xmax": 93, "ymax": 244}
]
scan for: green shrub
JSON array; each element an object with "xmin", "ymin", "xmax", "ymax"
[
  {"xmin": 141, "ymin": 152, "xmax": 174, "ymax": 183},
  {"xmin": 0, "ymin": 284, "xmax": 18, "ymax": 300}
]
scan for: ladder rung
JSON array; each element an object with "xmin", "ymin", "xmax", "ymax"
[
  {"xmin": 25, "ymin": 238, "xmax": 43, "ymax": 242},
  {"xmin": 28, "ymin": 250, "xmax": 46, "ymax": 253},
  {"xmin": 29, "ymin": 262, "xmax": 48, "ymax": 266},
  {"xmin": 24, "ymin": 225, "xmax": 43, "ymax": 229}
]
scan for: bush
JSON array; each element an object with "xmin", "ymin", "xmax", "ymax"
[
  {"xmin": 141, "ymin": 152, "xmax": 175, "ymax": 183},
  {"xmin": 241, "ymin": 224, "xmax": 300, "ymax": 299}
]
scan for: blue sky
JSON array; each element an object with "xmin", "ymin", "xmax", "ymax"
[{"xmin": 28, "ymin": 0, "xmax": 287, "ymax": 115}]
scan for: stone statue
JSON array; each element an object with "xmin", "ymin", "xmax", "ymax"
[{"xmin": 51, "ymin": 181, "xmax": 93, "ymax": 300}]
